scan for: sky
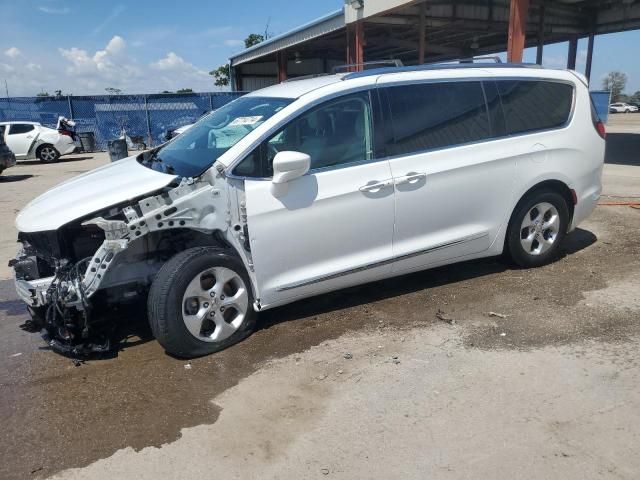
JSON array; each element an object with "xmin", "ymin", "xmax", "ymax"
[{"xmin": 1, "ymin": 0, "xmax": 639, "ymax": 97}]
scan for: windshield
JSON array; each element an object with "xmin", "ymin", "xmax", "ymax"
[{"xmin": 139, "ymin": 96, "xmax": 293, "ymax": 177}]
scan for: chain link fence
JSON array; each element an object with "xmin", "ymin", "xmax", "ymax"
[{"xmin": 0, "ymin": 92, "xmax": 245, "ymax": 150}]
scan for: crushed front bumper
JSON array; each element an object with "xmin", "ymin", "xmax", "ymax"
[{"xmin": 14, "ymin": 275, "xmax": 54, "ymax": 307}]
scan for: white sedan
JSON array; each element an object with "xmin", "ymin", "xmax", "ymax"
[
  {"xmin": 609, "ymin": 102, "xmax": 639, "ymax": 113},
  {"xmin": 0, "ymin": 121, "xmax": 81, "ymax": 163}
]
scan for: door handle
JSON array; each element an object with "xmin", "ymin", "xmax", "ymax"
[
  {"xmin": 359, "ymin": 179, "xmax": 393, "ymax": 193},
  {"xmin": 395, "ymin": 172, "xmax": 427, "ymax": 186}
]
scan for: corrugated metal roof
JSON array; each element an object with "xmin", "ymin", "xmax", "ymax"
[{"xmin": 229, "ymin": 8, "xmax": 345, "ymax": 67}]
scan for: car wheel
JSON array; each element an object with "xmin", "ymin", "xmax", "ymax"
[
  {"xmin": 148, "ymin": 246, "xmax": 257, "ymax": 358},
  {"xmin": 506, "ymin": 190, "xmax": 570, "ymax": 268},
  {"xmin": 37, "ymin": 144, "xmax": 60, "ymax": 163}
]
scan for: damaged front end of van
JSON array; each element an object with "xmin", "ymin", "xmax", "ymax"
[{"xmin": 11, "ymin": 161, "xmax": 243, "ymax": 354}]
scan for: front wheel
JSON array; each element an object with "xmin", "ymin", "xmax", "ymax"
[
  {"xmin": 148, "ymin": 247, "xmax": 257, "ymax": 358},
  {"xmin": 37, "ymin": 145, "xmax": 60, "ymax": 163},
  {"xmin": 506, "ymin": 190, "xmax": 570, "ymax": 268}
]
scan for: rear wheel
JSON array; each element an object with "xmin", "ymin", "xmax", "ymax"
[
  {"xmin": 148, "ymin": 247, "xmax": 257, "ymax": 358},
  {"xmin": 506, "ymin": 190, "xmax": 570, "ymax": 268},
  {"xmin": 37, "ymin": 144, "xmax": 60, "ymax": 163}
]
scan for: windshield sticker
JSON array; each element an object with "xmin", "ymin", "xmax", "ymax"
[{"xmin": 229, "ymin": 115, "xmax": 263, "ymax": 126}]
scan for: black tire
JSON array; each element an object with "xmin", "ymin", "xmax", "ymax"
[
  {"xmin": 22, "ymin": 305, "xmax": 47, "ymax": 332},
  {"xmin": 506, "ymin": 189, "xmax": 570, "ymax": 268},
  {"xmin": 37, "ymin": 144, "xmax": 60, "ymax": 163},
  {"xmin": 148, "ymin": 246, "xmax": 257, "ymax": 358}
]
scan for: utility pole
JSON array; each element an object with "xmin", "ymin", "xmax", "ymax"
[{"xmin": 4, "ymin": 79, "xmax": 10, "ymax": 115}]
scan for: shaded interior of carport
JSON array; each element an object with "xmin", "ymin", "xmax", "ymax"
[{"xmin": 230, "ymin": 0, "xmax": 640, "ymax": 91}]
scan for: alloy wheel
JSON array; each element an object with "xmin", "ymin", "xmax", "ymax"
[
  {"xmin": 181, "ymin": 266, "xmax": 249, "ymax": 342},
  {"xmin": 519, "ymin": 202, "xmax": 560, "ymax": 256},
  {"xmin": 40, "ymin": 147, "xmax": 57, "ymax": 162}
]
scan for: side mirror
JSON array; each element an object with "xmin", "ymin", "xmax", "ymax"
[{"xmin": 271, "ymin": 151, "xmax": 310, "ymax": 196}]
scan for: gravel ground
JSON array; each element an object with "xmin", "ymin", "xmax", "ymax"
[{"xmin": 0, "ymin": 129, "xmax": 639, "ymax": 479}]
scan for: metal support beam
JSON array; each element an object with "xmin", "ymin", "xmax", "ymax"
[
  {"xmin": 346, "ymin": 21, "xmax": 364, "ymax": 71},
  {"xmin": 536, "ymin": 3, "xmax": 545, "ymax": 65},
  {"xmin": 277, "ymin": 50, "xmax": 287, "ymax": 83},
  {"xmin": 418, "ymin": 2, "xmax": 426, "ymax": 64},
  {"xmin": 585, "ymin": 33, "xmax": 595, "ymax": 82},
  {"xmin": 229, "ymin": 66, "xmax": 237, "ymax": 92},
  {"xmin": 567, "ymin": 35, "xmax": 578, "ymax": 70},
  {"xmin": 507, "ymin": 0, "xmax": 530, "ymax": 63}
]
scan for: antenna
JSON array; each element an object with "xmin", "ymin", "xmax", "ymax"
[{"xmin": 264, "ymin": 17, "xmax": 271, "ymax": 40}]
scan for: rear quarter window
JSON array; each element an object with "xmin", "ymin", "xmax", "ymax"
[
  {"xmin": 8, "ymin": 124, "xmax": 35, "ymax": 135},
  {"xmin": 496, "ymin": 80, "xmax": 574, "ymax": 135}
]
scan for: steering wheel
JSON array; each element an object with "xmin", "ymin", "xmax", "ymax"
[{"xmin": 210, "ymin": 113, "xmax": 230, "ymax": 129}]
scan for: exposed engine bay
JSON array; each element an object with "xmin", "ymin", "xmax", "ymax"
[{"xmin": 10, "ymin": 165, "xmax": 252, "ymax": 356}]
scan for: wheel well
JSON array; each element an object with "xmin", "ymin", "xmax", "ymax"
[
  {"xmin": 145, "ymin": 228, "xmax": 231, "ymax": 259},
  {"xmin": 505, "ymin": 180, "xmax": 575, "ymax": 252},
  {"xmin": 517, "ymin": 180, "xmax": 575, "ymax": 222},
  {"xmin": 100, "ymin": 228, "xmax": 234, "ymax": 295}
]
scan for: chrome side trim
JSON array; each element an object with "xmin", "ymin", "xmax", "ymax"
[{"xmin": 276, "ymin": 232, "xmax": 488, "ymax": 292}]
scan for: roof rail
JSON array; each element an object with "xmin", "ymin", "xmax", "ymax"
[
  {"xmin": 342, "ymin": 58, "xmax": 541, "ymax": 81},
  {"xmin": 332, "ymin": 60, "xmax": 404, "ymax": 74},
  {"xmin": 282, "ymin": 73, "xmax": 332, "ymax": 83},
  {"xmin": 446, "ymin": 55, "xmax": 503, "ymax": 64}
]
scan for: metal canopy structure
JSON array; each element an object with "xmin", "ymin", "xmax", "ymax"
[{"xmin": 229, "ymin": 0, "xmax": 640, "ymax": 91}]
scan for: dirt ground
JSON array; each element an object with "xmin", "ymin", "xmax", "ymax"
[{"xmin": 0, "ymin": 120, "xmax": 639, "ymax": 479}]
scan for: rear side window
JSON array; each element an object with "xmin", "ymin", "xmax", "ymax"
[
  {"xmin": 382, "ymin": 81, "xmax": 490, "ymax": 157},
  {"xmin": 496, "ymin": 80, "xmax": 574, "ymax": 135},
  {"xmin": 8, "ymin": 124, "xmax": 35, "ymax": 135}
]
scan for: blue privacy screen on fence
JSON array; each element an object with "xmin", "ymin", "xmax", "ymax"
[
  {"xmin": 2, "ymin": 90, "xmax": 613, "ymax": 150},
  {"xmin": 0, "ymin": 92, "xmax": 245, "ymax": 150}
]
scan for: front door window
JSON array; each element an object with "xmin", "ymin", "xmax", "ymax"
[{"xmin": 234, "ymin": 91, "xmax": 374, "ymax": 177}]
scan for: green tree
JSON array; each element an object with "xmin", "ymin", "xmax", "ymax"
[
  {"xmin": 630, "ymin": 90, "xmax": 640, "ymax": 104},
  {"xmin": 602, "ymin": 71, "xmax": 628, "ymax": 102},
  {"xmin": 209, "ymin": 33, "xmax": 265, "ymax": 88},
  {"xmin": 36, "ymin": 91, "xmax": 50, "ymax": 97},
  {"xmin": 244, "ymin": 33, "xmax": 264, "ymax": 49},
  {"xmin": 210, "ymin": 64, "xmax": 230, "ymax": 87},
  {"xmin": 176, "ymin": 88, "xmax": 194, "ymax": 93}
]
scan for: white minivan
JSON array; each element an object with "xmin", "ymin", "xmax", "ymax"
[{"xmin": 11, "ymin": 64, "xmax": 605, "ymax": 357}]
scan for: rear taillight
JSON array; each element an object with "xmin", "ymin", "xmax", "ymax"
[
  {"xmin": 58, "ymin": 129, "xmax": 73, "ymax": 137},
  {"xmin": 590, "ymin": 98, "xmax": 606, "ymax": 140}
]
